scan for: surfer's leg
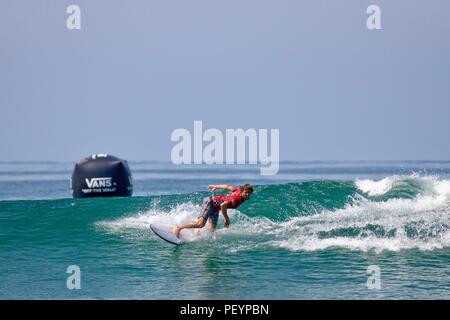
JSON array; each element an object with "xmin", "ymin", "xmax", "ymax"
[
  {"xmin": 173, "ymin": 217, "xmax": 206, "ymax": 238},
  {"xmin": 173, "ymin": 197, "xmax": 212, "ymax": 238},
  {"xmin": 208, "ymin": 212, "xmax": 219, "ymax": 232},
  {"xmin": 208, "ymin": 221, "xmax": 217, "ymax": 232}
]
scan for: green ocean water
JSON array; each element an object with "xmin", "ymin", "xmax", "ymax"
[{"xmin": 1, "ymin": 162, "xmax": 450, "ymax": 299}]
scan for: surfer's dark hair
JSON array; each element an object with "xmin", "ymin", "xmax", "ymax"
[{"xmin": 241, "ymin": 184, "xmax": 254, "ymax": 193}]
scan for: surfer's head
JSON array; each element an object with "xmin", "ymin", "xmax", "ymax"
[{"xmin": 240, "ymin": 184, "xmax": 254, "ymax": 200}]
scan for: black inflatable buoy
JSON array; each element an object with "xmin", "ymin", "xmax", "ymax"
[{"xmin": 71, "ymin": 154, "xmax": 133, "ymax": 198}]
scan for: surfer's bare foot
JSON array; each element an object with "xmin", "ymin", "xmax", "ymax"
[{"xmin": 173, "ymin": 226, "xmax": 181, "ymax": 238}]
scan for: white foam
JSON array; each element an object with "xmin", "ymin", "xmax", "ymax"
[
  {"xmin": 266, "ymin": 176, "xmax": 450, "ymax": 252},
  {"xmin": 356, "ymin": 176, "xmax": 398, "ymax": 196},
  {"xmin": 96, "ymin": 201, "xmax": 239, "ymax": 242}
]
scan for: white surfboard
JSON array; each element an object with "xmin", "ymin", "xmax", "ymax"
[{"xmin": 150, "ymin": 223, "xmax": 186, "ymax": 245}]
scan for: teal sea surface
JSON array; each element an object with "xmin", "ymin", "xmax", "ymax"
[{"xmin": 1, "ymin": 161, "xmax": 450, "ymax": 299}]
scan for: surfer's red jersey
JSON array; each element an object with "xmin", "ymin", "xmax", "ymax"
[{"xmin": 211, "ymin": 188, "xmax": 245, "ymax": 210}]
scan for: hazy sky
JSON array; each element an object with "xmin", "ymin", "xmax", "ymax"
[{"xmin": 1, "ymin": 0, "xmax": 449, "ymax": 161}]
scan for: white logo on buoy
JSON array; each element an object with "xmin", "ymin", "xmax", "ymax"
[
  {"xmin": 91, "ymin": 154, "xmax": 108, "ymax": 160},
  {"xmin": 85, "ymin": 177, "xmax": 112, "ymax": 188}
]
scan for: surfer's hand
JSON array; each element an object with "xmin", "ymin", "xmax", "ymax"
[
  {"xmin": 224, "ymin": 218, "xmax": 230, "ymax": 228},
  {"xmin": 208, "ymin": 185, "xmax": 217, "ymax": 191}
]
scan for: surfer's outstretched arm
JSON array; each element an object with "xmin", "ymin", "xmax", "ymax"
[{"xmin": 208, "ymin": 184, "xmax": 238, "ymax": 192}]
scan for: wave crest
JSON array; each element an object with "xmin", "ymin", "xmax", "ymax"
[{"xmin": 97, "ymin": 175, "xmax": 450, "ymax": 253}]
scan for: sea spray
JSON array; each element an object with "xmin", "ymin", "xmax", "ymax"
[{"xmin": 97, "ymin": 175, "xmax": 450, "ymax": 253}]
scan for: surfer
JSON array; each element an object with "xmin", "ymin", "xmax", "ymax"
[{"xmin": 173, "ymin": 184, "xmax": 254, "ymax": 238}]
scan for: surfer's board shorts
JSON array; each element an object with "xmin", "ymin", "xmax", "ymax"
[{"xmin": 198, "ymin": 197, "xmax": 219, "ymax": 225}]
